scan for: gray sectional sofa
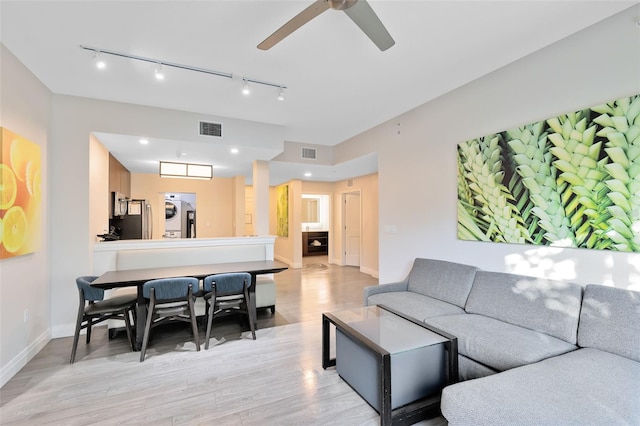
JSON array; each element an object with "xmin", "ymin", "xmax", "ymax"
[{"xmin": 363, "ymin": 258, "xmax": 640, "ymax": 425}]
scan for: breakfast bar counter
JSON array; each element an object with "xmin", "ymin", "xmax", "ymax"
[{"xmin": 93, "ymin": 236, "xmax": 277, "ymax": 274}]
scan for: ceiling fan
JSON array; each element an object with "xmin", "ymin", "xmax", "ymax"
[{"xmin": 257, "ymin": 0, "xmax": 395, "ymax": 51}]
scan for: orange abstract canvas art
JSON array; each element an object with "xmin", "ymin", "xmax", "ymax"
[{"xmin": 0, "ymin": 127, "xmax": 42, "ymax": 259}]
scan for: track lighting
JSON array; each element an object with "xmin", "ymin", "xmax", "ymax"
[
  {"xmin": 242, "ymin": 80, "xmax": 251, "ymax": 96},
  {"xmin": 93, "ymin": 51, "xmax": 106, "ymax": 69},
  {"xmin": 80, "ymin": 45, "xmax": 287, "ymax": 99},
  {"xmin": 155, "ymin": 63, "xmax": 164, "ymax": 80}
]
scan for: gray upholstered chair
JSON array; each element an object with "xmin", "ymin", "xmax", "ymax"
[
  {"xmin": 139, "ymin": 277, "xmax": 200, "ymax": 362},
  {"xmin": 203, "ymin": 272, "xmax": 255, "ymax": 349},
  {"xmin": 70, "ymin": 275, "xmax": 137, "ymax": 363}
]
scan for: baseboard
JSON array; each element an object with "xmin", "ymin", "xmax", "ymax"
[
  {"xmin": 275, "ymin": 254, "xmax": 302, "ymax": 269},
  {"xmin": 1, "ymin": 329, "xmax": 51, "ymax": 388},
  {"xmin": 51, "ymin": 323, "xmax": 78, "ymax": 339},
  {"xmin": 360, "ymin": 266, "xmax": 379, "ymax": 279}
]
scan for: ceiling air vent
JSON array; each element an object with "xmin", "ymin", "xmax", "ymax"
[
  {"xmin": 199, "ymin": 121, "xmax": 222, "ymax": 137},
  {"xmin": 301, "ymin": 147, "xmax": 317, "ymax": 160}
]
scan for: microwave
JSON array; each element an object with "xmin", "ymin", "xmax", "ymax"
[{"xmin": 112, "ymin": 191, "xmax": 128, "ymax": 217}]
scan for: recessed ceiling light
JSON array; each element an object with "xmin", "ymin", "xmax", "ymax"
[
  {"xmin": 304, "ymin": 172, "xmax": 312, "ymax": 177},
  {"xmin": 140, "ymin": 139, "xmax": 149, "ymax": 145},
  {"xmin": 230, "ymin": 148, "xmax": 239, "ymax": 154}
]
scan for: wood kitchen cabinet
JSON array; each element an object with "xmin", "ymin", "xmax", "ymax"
[
  {"xmin": 109, "ymin": 154, "xmax": 131, "ymax": 198},
  {"xmin": 303, "ymin": 231, "xmax": 328, "ymax": 256}
]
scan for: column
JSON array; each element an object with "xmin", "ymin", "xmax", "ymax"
[{"xmin": 252, "ymin": 160, "xmax": 270, "ymax": 235}]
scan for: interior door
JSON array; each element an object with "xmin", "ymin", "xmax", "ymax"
[{"xmin": 344, "ymin": 192, "xmax": 361, "ymax": 267}]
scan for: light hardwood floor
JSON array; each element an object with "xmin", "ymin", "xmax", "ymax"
[{"xmin": 0, "ymin": 257, "xmax": 447, "ymax": 425}]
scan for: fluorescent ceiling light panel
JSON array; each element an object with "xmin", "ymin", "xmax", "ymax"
[
  {"xmin": 187, "ymin": 163, "xmax": 213, "ymax": 179},
  {"xmin": 160, "ymin": 161, "xmax": 212, "ymax": 180}
]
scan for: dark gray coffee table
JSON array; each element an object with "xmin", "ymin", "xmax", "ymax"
[{"xmin": 322, "ymin": 305, "xmax": 458, "ymax": 425}]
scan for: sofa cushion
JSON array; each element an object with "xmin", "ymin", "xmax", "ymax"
[
  {"xmin": 457, "ymin": 354, "xmax": 497, "ymax": 381},
  {"xmin": 441, "ymin": 348, "xmax": 640, "ymax": 426},
  {"xmin": 465, "ymin": 271, "xmax": 582, "ymax": 344},
  {"xmin": 578, "ymin": 284, "xmax": 640, "ymax": 362},
  {"xmin": 426, "ymin": 314, "xmax": 577, "ymax": 372},
  {"xmin": 406, "ymin": 258, "xmax": 479, "ymax": 308},
  {"xmin": 367, "ymin": 292, "xmax": 465, "ymax": 321}
]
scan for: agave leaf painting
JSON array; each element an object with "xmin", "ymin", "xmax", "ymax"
[
  {"xmin": 457, "ymin": 94, "xmax": 640, "ymax": 252},
  {"xmin": 277, "ymin": 184, "xmax": 289, "ymax": 237}
]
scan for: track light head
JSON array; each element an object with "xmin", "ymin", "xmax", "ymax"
[
  {"xmin": 80, "ymin": 45, "xmax": 287, "ymax": 101},
  {"xmin": 93, "ymin": 51, "xmax": 106, "ymax": 69},
  {"xmin": 155, "ymin": 63, "xmax": 164, "ymax": 80}
]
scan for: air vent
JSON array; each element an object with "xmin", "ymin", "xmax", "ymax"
[
  {"xmin": 199, "ymin": 121, "xmax": 222, "ymax": 137},
  {"xmin": 301, "ymin": 147, "xmax": 317, "ymax": 160},
  {"xmin": 347, "ymin": 179, "xmax": 354, "ymax": 187}
]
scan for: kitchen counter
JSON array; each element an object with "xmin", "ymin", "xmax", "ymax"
[{"xmin": 93, "ymin": 236, "xmax": 277, "ymax": 274}]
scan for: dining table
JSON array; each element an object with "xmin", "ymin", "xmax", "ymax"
[{"xmin": 91, "ymin": 259, "xmax": 288, "ymax": 349}]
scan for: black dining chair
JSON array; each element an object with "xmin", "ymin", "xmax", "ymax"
[
  {"xmin": 139, "ymin": 277, "xmax": 200, "ymax": 362},
  {"xmin": 70, "ymin": 276, "xmax": 137, "ymax": 363},
  {"xmin": 203, "ymin": 272, "xmax": 255, "ymax": 349}
]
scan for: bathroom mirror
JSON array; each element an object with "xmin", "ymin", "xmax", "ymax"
[{"xmin": 302, "ymin": 198, "xmax": 319, "ymax": 223}]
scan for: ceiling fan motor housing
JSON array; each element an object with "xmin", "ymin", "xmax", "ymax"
[{"xmin": 328, "ymin": 0, "xmax": 358, "ymax": 11}]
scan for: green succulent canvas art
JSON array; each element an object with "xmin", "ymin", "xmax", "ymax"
[
  {"xmin": 457, "ymin": 94, "xmax": 640, "ymax": 252},
  {"xmin": 277, "ymin": 184, "xmax": 289, "ymax": 238}
]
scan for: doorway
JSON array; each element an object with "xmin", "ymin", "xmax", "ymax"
[
  {"xmin": 164, "ymin": 192, "xmax": 196, "ymax": 238},
  {"xmin": 342, "ymin": 191, "xmax": 361, "ymax": 267}
]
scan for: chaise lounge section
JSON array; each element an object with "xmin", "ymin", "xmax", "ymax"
[
  {"xmin": 441, "ymin": 284, "xmax": 640, "ymax": 425},
  {"xmin": 363, "ymin": 258, "xmax": 640, "ymax": 425}
]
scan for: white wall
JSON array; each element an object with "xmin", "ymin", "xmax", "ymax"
[
  {"xmin": 49, "ymin": 95, "xmax": 284, "ymax": 339},
  {"xmin": 0, "ymin": 45, "xmax": 52, "ymax": 386},
  {"xmin": 348, "ymin": 6, "xmax": 640, "ymax": 288}
]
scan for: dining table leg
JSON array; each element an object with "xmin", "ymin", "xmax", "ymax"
[
  {"xmin": 135, "ymin": 284, "xmax": 147, "ymax": 351},
  {"xmin": 248, "ymin": 273, "xmax": 258, "ymax": 328}
]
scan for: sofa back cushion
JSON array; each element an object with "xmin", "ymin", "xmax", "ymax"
[
  {"xmin": 406, "ymin": 258, "xmax": 479, "ymax": 308},
  {"xmin": 578, "ymin": 284, "xmax": 640, "ymax": 362},
  {"xmin": 465, "ymin": 271, "xmax": 583, "ymax": 344}
]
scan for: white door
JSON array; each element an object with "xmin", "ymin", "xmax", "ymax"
[{"xmin": 344, "ymin": 192, "xmax": 361, "ymax": 266}]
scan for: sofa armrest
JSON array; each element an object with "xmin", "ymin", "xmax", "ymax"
[{"xmin": 363, "ymin": 280, "xmax": 409, "ymax": 305}]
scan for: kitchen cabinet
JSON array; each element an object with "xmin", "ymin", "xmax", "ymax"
[
  {"xmin": 303, "ymin": 231, "xmax": 328, "ymax": 256},
  {"xmin": 109, "ymin": 154, "xmax": 131, "ymax": 198}
]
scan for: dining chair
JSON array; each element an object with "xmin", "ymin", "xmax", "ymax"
[
  {"xmin": 203, "ymin": 272, "xmax": 255, "ymax": 349},
  {"xmin": 139, "ymin": 277, "xmax": 200, "ymax": 362},
  {"xmin": 70, "ymin": 276, "xmax": 137, "ymax": 363}
]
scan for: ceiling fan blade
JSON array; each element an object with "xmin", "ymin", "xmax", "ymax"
[
  {"xmin": 343, "ymin": 0, "xmax": 394, "ymax": 51},
  {"xmin": 258, "ymin": 0, "xmax": 331, "ymax": 50}
]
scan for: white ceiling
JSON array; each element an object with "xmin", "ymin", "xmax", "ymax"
[{"xmin": 1, "ymin": 1, "xmax": 634, "ymax": 184}]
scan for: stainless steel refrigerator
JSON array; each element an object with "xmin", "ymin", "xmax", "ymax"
[{"xmin": 111, "ymin": 199, "xmax": 152, "ymax": 239}]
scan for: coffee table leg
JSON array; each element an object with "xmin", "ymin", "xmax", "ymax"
[
  {"xmin": 322, "ymin": 315, "xmax": 336, "ymax": 369},
  {"xmin": 380, "ymin": 353, "xmax": 392, "ymax": 425}
]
